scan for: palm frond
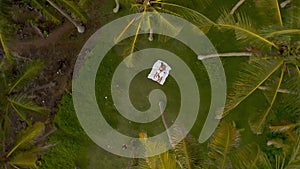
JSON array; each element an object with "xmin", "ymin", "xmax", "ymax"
[
  {"xmin": 8, "ymin": 95, "xmax": 48, "ymax": 114},
  {"xmin": 221, "ymin": 59, "xmax": 284, "ymax": 118},
  {"xmin": 78, "ymin": 0, "xmax": 92, "ymax": 8},
  {"xmin": 114, "ymin": 14, "xmax": 139, "ymax": 44},
  {"xmin": 264, "ymin": 29, "xmax": 300, "ymax": 38},
  {"xmin": 285, "ymin": 131, "xmax": 300, "ymax": 169},
  {"xmin": 55, "ymin": 0, "xmax": 88, "ymax": 23},
  {"xmin": 138, "ymin": 140, "xmax": 179, "ymax": 169},
  {"xmin": 216, "ymin": 10, "xmax": 279, "ymax": 50},
  {"xmin": 269, "ymin": 75, "xmax": 300, "ymax": 125},
  {"xmin": 6, "ymin": 122, "xmax": 45, "ymax": 158},
  {"xmin": 253, "ymin": 0, "xmax": 283, "ymax": 27},
  {"xmin": 280, "ymin": 74, "xmax": 300, "ymax": 95},
  {"xmin": 249, "ymin": 66, "xmax": 285, "ymax": 134},
  {"xmin": 31, "ymin": 0, "xmax": 61, "ymax": 23},
  {"xmin": 8, "ymin": 150, "xmax": 38, "ymax": 169},
  {"xmin": 163, "ymin": 0, "xmax": 213, "ymax": 10},
  {"xmin": 152, "ymin": 1, "xmax": 215, "ymax": 32},
  {"xmin": 282, "ymin": 0, "xmax": 300, "ymax": 28},
  {"xmin": 230, "ymin": 144, "xmax": 272, "ymax": 169},
  {"xmin": 173, "ymin": 133, "xmax": 203, "ymax": 169},
  {"xmin": 151, "ymin": 10, "xmax": 184, "ymax": 37},
  {"xmin": 126, "ymin": 14, "xmax": 143, "ymax": 67},
  {"xmin": 139, "ymin": 151, "xmax": 179, "ymax": 169},
  {"xmin": 208, "ymin": 121, "xmax": 240, "ymax": 169},
  {"xmin": 275, "ymin": 154, "xmax": 286, "ymax": 169},
  {"xmin": 10, "ymin": 103, "xmax": 31, "ymax": 125},
  {"xmin": 269, "ymin": 122, "xmax": 300, "ymax": 133},
  {"xmin": 8, "ymin": 61, "xmax": 44, "ymax": 94}
]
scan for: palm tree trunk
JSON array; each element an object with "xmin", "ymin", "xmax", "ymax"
[
  {"xmin": 113, "ymin": 0, "xmax": 120, "ymax": 13},
  {"xmin": 159, "ymin": 101, "xmax": 174, "ymax": 147},
  {"xmin": 198, "ymin": 52, "xmax": 252, "ymax": 60},
  {"xmin": 230, "ymin": 0, "xmax": 245, "ymax": 14},
  {"xmin": 149, "ymin": 28, "xmax": 153, "ymax": 41},
  {"xmin": 46, "ymin": 0, "xmax": 85, "ymax": 33},
  {"xmin": 280, "ymin": 0, "xmax": 291, "ymax": 8},
  {"xmin": 258, "ymin": 86, "xmax": 297, "ymax": 94}
]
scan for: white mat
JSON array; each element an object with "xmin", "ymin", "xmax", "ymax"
[{"xmin": 147, "ymin": 60, "xmax": 171, "ymax": 85}]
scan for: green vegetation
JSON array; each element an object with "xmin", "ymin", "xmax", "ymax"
[
  {"xmin": 0, "ymin": 57, "xmax": 50, "ymax": 168},
  {"xmin": 39, "ymin": 94, "xmax": 87, "ymax": 169},
  {"xmin": 0, "ymin": 0, "xmax": 91, "ymax": 168},
  {"xmin": 2, "ymin": 122, "xmax": 51, "ymax": 169},
  {"xmin": 40, "ymin": 93, "xmax": 131, "ymax": 169},
  {"xmin": 0, "ymin": 0, "xmax": 299, "ymax": 168}
]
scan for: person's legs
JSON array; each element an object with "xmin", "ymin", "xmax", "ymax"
[{"xmin": 158, "ymin": 76, "xmax": 162, "ymax": 83}]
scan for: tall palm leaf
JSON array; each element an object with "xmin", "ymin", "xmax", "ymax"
[
  {"xmin": 216, "ymin": 10, "xmax": 279, "ymax": 51},
  {"xmin": 230, "ymin": 144, "xmax": 272, "ymax": 169},
  {"xmin": 268, "ymin": 90, "xmax": 300, "ymax": 134},
  {"xmin": 0, "ymin": 59, "xmax": 48, "ymax": 149},
  {"xmin": 253, "ymin": 0, "xmax": 283, "ymax": 27},
  {"xmin": 171, "ymin": 129, "xmax": 204, "ymax": 169},
  {"xmin": 220, "ymin": 59, "xmax": 284, "ymax": 118},
  {"xmin": 6, "ymin": 122, "xmax": 45, "ymax": 158},
  {"xmin": 8, "ymin": 61, "xmax": 44, "ymax": 94},
  {"xmin": 208, "ymin": 121, "xmax": 240, "ymax": 169},
  {"xmin": 248, "ymin": 65, "xmax": 285, "ymax": 134},
  {"xmin": 207, "ymin": 121, "xmax": 277, "ymax": 169},
  {"xmin": 138, "ymin": 134, "xmax": 180, "ymax": 169}
]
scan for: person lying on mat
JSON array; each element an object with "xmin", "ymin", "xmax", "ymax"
[{"xmin": 154, "ymin": 62, "xmax": 167, "ymax": 82}]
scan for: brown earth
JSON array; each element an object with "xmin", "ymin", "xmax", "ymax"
[{"xmin": 8, "ymin": 0, "xmax": 107, "ymax": 126}]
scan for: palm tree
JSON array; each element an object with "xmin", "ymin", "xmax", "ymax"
[
  {"xmin": 111, "ymin": 0, "xmax": 213, "ymax": 67},
  {"xmin": 46, "ymin": 0, "xmax": 86, "ymax": 33},
  {"xmin": 136, "ymin": 120, "xmax": 277, "ymax": 169},
  {"xmin": 204, "ymin": 1, "xmax": 300, "ymax": 136},
  {"xmin": 210, "ymin": 121, "xmax": 300, "ymax": 169},
  {"xmin": 0, "ymin": 122, "xmax": 55, "ymax": 169},
  {"xmin": 137, "ymin": 130, "xmax": 204, "ymax": 169},
  {"xmin": 28, "ymin": 0, "xmax": 88, "ymax": 33},
  {"xmin": 0, "ymin": 59, "xmax": 48, "ymax": 152},
  {"xmin": 264, "ymin": 126, "xmax": 300, "ymax": 169},
  {"xmin": 205, "ymin": 121, "xmax": 273, "ymax": 169},
  {"xmin": 138, "ymin": 135, "xmax": 180, "ymax": 169}
]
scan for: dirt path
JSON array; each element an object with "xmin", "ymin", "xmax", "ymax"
[
  {"xmin": 12, "ymin": 22, "xmax": 73, "ymax": 53},
  {"xmin": 9, "ymin": 0, "xmax": 106, "ymax": 121},
  {"xmin": 11, "ymin": 22, "xmax": 100, "ymax": 121}
]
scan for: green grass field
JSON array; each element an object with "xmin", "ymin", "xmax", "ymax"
[{"xmin": 39, "ymin": 0, "xmax": 294, "ymax": 168}]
